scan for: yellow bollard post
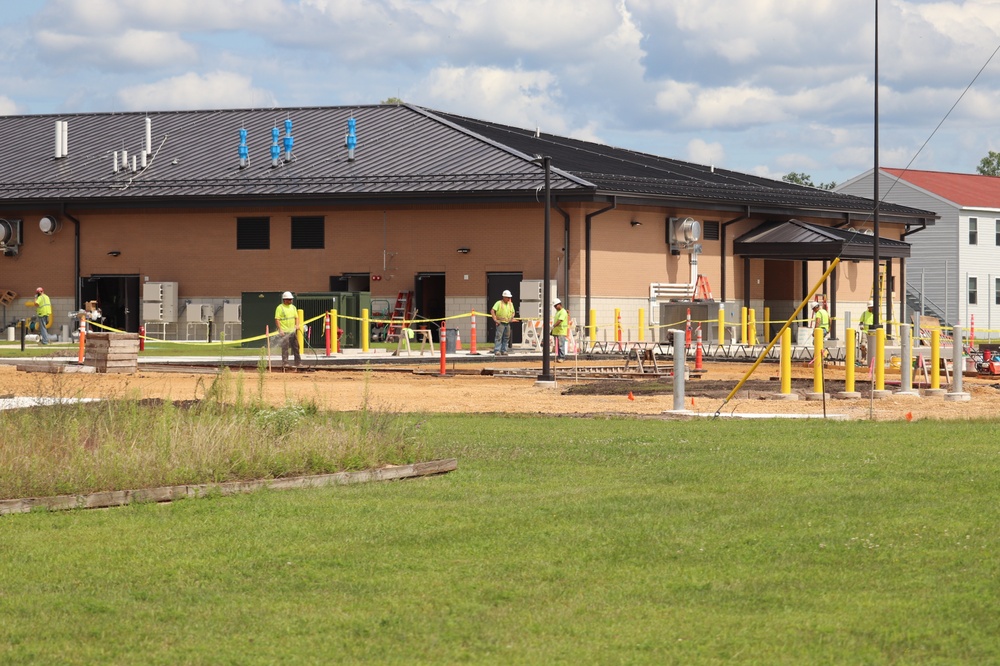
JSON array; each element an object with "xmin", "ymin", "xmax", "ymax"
[
  {"xmin": 331, "ymin": 308, "xmax": 339, "ymax": 353},
  {"xmin": 741, "ymin": 307, "xmax": 748, "ymax": 345},
  {"xmin": 780, "ymin": 327, "xmax": 792, "ymax": 394},
  {"xmin": 718, "ymin": 305, "xmax": 725, "ymax": 346},
  {"xmin": 614, "ymin": 308, "xmax": 621, "ymax": 343},
  {"xmin": 845, "ymin": 328, "xmax": 856, "ymax": 394},
  {"xmin": 749, "ymin": 309, "xmax": 757, "ymax": 346},
  {"xmin": 813, "ymin": 327, "xmax": 824, "ymax": 394},
  {"xmin": 764, "ymin": 306, "xmax": 771, "ymax": 343},
  {"xmin": 362, "ymin": 308, "xmax": 370, "ymax": 353},
  {"xmin": 589, "ymin": 309, "xmax": 596, "ymax": 345},
  {"xmin": 930, "ymin": 329, "xmax": 940, "ymax": 390},
  {"xmin": 638, "ymin": 308, "xmax": 645, "ymax": 342},
  {"xmin": 875, "ymin": 328, "xmax": 885, "ymax": 391},
  {"xmin": 296, "ymin": 308, "xmax": 305, "ymax": 356}
]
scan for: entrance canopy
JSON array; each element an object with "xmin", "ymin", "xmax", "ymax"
[{"xmin": 733, "ymin": 219, "xmax": 910, "ymax": 260}]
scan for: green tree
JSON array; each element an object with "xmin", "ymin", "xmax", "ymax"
[
  {"xmin": 381, "ymin": 97, "xmax": 404, "ymax": 105},
  {"xmin": 782, "ymin": 172, "xmax": 836, "ymax": 190},
  {"xmin": 976, "ymin": 151, "xmax": 1000, "ymax": 176}
]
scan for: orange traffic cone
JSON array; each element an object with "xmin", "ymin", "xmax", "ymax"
[
  {"xmin": 905, "ymin": 411, "xmax": 913, "ymax": 422},
  {"xmin": 627, "ymin": 391, "xmax": 635, "ymax": 401},
  {"xmin": 456, "ymin": 329, "xmax": 463, "ymax": 350}
]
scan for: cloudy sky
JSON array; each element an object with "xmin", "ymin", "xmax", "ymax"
[{"xmin": 2, "ymin": 0, "xmax": 999, "ymax": 186}]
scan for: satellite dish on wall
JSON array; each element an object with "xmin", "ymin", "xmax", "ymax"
[{"xmin": 39, "ymin": 215, "xmax": 61, "ymax": 235}]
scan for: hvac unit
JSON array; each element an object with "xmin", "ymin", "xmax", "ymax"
[
  {"xmin": 141, "ymin": 281, "xmax": 178, "ymax": 322},
  {"xmin": 184, "ymin": 303, "xmax": 213, "ymax": 323},
  {"xmin": 222, "ymin": 303, "xmax": 242, "ymax": 323},
  {"xmin": 518, "ymin": 279, "xmax": 558, "ymax": 320}
]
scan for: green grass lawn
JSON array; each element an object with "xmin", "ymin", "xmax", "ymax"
[{"xmin": 3, "ymin": 416, "xmax": 999, "ymax": 664}]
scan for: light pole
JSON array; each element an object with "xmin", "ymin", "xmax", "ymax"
[{"xmin": 532, "ymin": 155, "xmax": 555, "ymax": 384}]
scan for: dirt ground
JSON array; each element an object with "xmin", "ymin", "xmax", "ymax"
[{"xmin": 4, "ymin": 355, "xmax": 1000, "ymax": 422}]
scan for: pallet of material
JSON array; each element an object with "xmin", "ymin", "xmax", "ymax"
[{"xmin": 84, "ymin": 333, "xmax": 140, "ymax": 373}]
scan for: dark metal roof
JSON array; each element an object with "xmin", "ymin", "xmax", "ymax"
[
  {"xmin": 433, "ymin": 110, "xmax": 935, "ymax": 223},
  {"xmin": 0, "ymin": 103, "xmax": 935, "ymax": 225},
  {"xmin": 732, "ymin": 219, "xmax": 911, "ymax": 260}
]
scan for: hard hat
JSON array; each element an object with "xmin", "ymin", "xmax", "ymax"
[
  {"xmin": 36, "ymin": 287, "xmax": 44, "ymax": 293},
  {"xmin": 281, "ymin": 291, "xmax": 294, "ymax": 300},
  {"xmin": 867, "ymin": 301, "xmax": 874, "ymax": 308},
  {"xmin": 812, "ymin": 303, "xmax": 820, "ymax": 309},
  {"xmin": 552, "ymin": 298, "xmax": 561, "ymax": 306},
  {"xmin": 502, "ymin": 290, "xmax": 512, "ymax": 298}
]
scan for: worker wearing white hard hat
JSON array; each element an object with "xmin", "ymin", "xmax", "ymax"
[
  {"xmin": 274, "ymin": 291, "xmax": 301, "ymax": 369},
  {"xmin": 858, "ymin": 301, "xmax": 875, "ymax": 363},
  {"xmin": 551, "ymin": 298, "xmax": 568, "ymax": 361},
  {"xmin": 491, "ymin": 290, "xmax": 516, "ymax": 355}
]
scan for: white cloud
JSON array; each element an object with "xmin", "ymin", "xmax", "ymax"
[
  {"xmin": 0, "ymin": 96, "xmax": 21, "ymax": 115},
  {"xmin": 116, "ymin": 71, "xmax": 276, "ymax": 111},
  {"xmin": 419, "ymin": 65, "xmax": 568, "ymax": 133},
  {"xmin": 36, "ymin": 29, "xmax": 198, "ymax": 69},
  {"xmin": 685, "ymin": 138, "xmax": 724, "ymax": 167}
]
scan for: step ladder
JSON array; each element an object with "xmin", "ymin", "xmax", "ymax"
[
  {"xmin": 870, "ymin": 263, "xmax": 886, "ymax": 306},
  {"xmin": 386, "ymin": 291, "xmax": 413, "ymax": 342},
  {"xmin": 694, "ymin": 275, "xmax": 713, "ymax": 301}
]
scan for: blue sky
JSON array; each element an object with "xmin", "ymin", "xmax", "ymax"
[{"xmin": 2, "ymin": 0, "xmax": 999, "ymax": 186}]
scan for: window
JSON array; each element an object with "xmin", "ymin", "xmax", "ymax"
[
  {"xmin": 996, "ymin": 277, "xmax": 1000, "ymax": 306},
  {"xmin": 291, "ymin": 216, "xmax": 325, "ymax": 249},
  {"xmin": 968, "ymin": 276, "xmax": 978, "ymax": 305},
  {"xmin": 969, "ymin": 217, "xmax": 978, "ymax": 245},
  {"xmin": 995, "ymin": 219, "xmax": 1000, "ymax": 246},
  {"xmin": 237, "ymin": 217, "xmax": 269, "ymax": 250}
]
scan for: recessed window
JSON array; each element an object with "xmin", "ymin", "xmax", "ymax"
[
  {"xmin": 969, "ymin": 217, "xmax": 978, "ymax": 245},
  {"xmin": 237, "ymin": 217, "xmax": 270, "ymax": 250},
  {"xmin": 968, "ymin": 276, "xmax": 978, "ymax": 305},
  {"xmin": 996, "ymin": 277, "xmax": 1000, "ymax": 305},
  {"xmin": 291, "ymin": 216, "xmax": 325, "ymax": 249},
  {"xmin": 995, "ymin": 219, "xmax": 999, "ymax": 246}
]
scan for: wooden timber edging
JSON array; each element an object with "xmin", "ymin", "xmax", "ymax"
[{"xmin": 0, "ymin": 458, "xmax": 457, "ymax": 516}]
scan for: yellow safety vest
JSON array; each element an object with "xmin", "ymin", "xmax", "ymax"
[
  {"xmin": 34, "ymin": 293, "xmax": 52, "ymax": 318},
  {"xmin": 274, "ymin": 303, "xmax": 298, "ymax": 333},
  {"xmin": 551, "ymin": 308, "xmax": 568, "ymax": 335},
  {"xmin": 492, "ymin": 300, "xmax": 514, "ymax": 323}
]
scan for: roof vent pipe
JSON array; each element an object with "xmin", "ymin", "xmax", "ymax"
[
  {"xmin": 283, "ymin": 118, "xmax": 293, "ymax": 162},
  {"xmin": 113, "ymin": 151, "xmax": 119, "ymax": 173},
  {"xmin": 144, "ymin": 117, "xmax": 152, "ymax": 156},
  {"xmin": 131, "ymin": 155, "xmax": 137, "ymax": 173},
  {"xmin": 238, "ymin": 128, "xmax": 249, "ymax": 168},
  {"xmin": 345, "ymin": 117, "xmax": 357, "ymax": 161},
  {"xmin": 270, "ymin": 126, "xmax": 280, "ymax": 167},
  {"xmin": 122, "ymin": 147, "xmax": 128, "ymax": 170},
  {"xmin": 141, "ymin": 148, "xmax": 147, "ymax": 169},
  {"xmin": 54, "ymin": 120, "xmax": 68, "ymax": 159}
]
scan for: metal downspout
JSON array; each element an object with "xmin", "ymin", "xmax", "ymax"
[
  {"xmin": 720, "ymin": 208, "xmax": 750, "ymax": 303},
  {"xmin": 584, "ymin": 199, "xmax": 617, "ymax": 326},
  {"xmin": 62, "ymin": 206, "xmax": 82, "ymax": 311}
]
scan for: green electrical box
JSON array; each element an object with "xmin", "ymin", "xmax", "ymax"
[{"xmin": 240, "ymin": 291, "xmax": 371, "ymax": 349}]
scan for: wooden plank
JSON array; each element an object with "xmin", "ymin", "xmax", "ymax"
[{"xmin": 0, "ymin": 458, "xmax": 458, "ymax": 515}]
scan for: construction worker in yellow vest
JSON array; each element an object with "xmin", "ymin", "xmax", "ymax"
[
  {"xmin": 551, "ymin": 298, "xmax": 569, "ymax": 361},
  {"xmin": 858, "ymin": 301, "xmax": 875, "ymax": 362},
  {"xmin": 28, "ymin": 287, "xmax": 52, "ymax": 345},
  {"xmin": 491, "ymin": 289, "xmax": 516, "ymax": 355},
  {"xmin": 273, "ymin": 291, "xmax": 301, "ymax": 369},
  {"xmin": 812, "ymin": 303, "xmax": 830, "ymax": 359}
]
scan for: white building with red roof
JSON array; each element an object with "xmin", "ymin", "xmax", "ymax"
[{"xmin": 837, "ymin": 168, "xmax": 1000, "ymax": 335}]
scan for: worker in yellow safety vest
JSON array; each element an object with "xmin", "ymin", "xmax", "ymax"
[
  {"xmin": 551, "ymin": 298, "xmax": 569, "ymax": 361},
  {"xmin": 491, "ymin": 289, "xmax": 516, "ymax": 355},
  {"xmin": 273, "ymin": 291, "xmax": 301, "ymax": 369},
  {"xmin": 858, "ymin": 301, "xmax": 875, "ymax": 362},
  {"xmin": 28, "ymin": 287, "xmax": 52, "ymax": 345}
]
